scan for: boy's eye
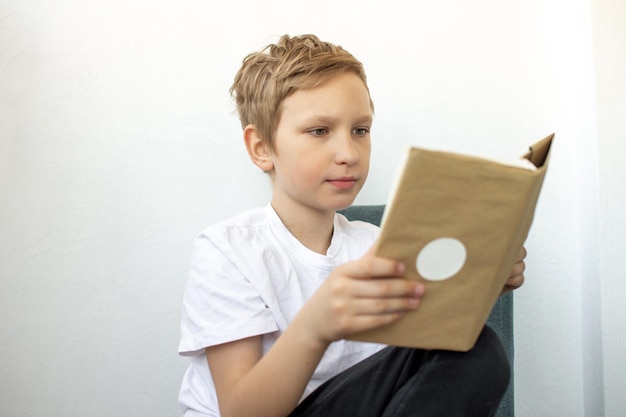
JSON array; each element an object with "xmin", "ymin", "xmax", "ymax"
[
  {"xmin": 309, "ymin": 128, "xmax": 328, "ymax": 137},
  {"xmin": 353, "ymin": 127, "xmax": 370, "ymax": 137}
]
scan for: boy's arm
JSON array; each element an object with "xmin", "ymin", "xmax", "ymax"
[
  {"xmin": 207, "ymin": 246, "xmax": 424, "ymax": 417},
  {"xmin": 207, "ymin": 319, "xmax": 328, "ymax": 417}
]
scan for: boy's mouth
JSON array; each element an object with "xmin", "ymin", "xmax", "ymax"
[{"xmin": 327, "ymin": 176, "xmax": 358, "ymax": 190}]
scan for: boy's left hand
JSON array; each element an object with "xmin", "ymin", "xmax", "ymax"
[{"xmin": 501, "ymin": 246, "xmax": 527, "ymax": 295}]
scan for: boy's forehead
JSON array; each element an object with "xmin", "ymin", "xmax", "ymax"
[
  {"xmin": 280, "ymin": 100, "xmax": 373, "ymax": 126},
  {"xmin": 280, "ymin": 74, "xmax": 373, "ymax": 119}
]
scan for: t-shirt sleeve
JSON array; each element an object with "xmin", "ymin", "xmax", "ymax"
[{"xmin": 178, "ymin": 232, "xmax": 279, "ymax": 356}]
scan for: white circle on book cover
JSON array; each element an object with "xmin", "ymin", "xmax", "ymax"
[{"xmin": 416, "ymin": 237, "xmax": 467, "ymax": 281}]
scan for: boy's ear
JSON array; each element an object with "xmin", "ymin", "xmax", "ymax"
[{"xmin": 243, "ymin": 124, "xmax": 274, "ymax": 173}]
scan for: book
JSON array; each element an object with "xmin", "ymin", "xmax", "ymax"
[{"xmin": 349, "ymin": 134, "xmax": 553, "ymax": 351}]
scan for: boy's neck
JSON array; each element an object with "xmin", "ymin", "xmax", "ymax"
[{"xmin": 271, "ymin": 202, "xmax": 335, "ymax": 255}]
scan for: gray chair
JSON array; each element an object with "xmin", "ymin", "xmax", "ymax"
[{"xmin": 339, "ymin": 205, "xmax": 514, "ymax": 417}]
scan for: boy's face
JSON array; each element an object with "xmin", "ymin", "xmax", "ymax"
[{"xmin": 268, "ymin": 72, "xmax": 372, "ymax": 216}]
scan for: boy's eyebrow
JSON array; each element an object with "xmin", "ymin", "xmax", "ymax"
[
  {"xmin": 354, "ymin": 115, "xmax": 374, "ymax": 125},
  {"xmin": 300, "ymin": 114, "xmax": 373, "ymax": 125}
]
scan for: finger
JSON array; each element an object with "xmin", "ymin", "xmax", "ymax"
[
  {"xmin": 507, "ymin": 274, "xmax": 525, "ymax": 288},
  {"xmin": 336, "ymin": 311, "xmax": 408, "ymax": 335},
  {"xmin": 508, "ymin": 259, "xmax": 526, "ymax": 279},
  {"xmin": 503, "ymin": 274, "xmax": 525, "ymax": 292},
  {"xmin": 344, "ymin": 277, "xmax": 424, "ymax": 299},
  {"xmin": 337, "ymin": 253, "xmax": 405, "ymax": 280},
  {"xmin": 518, "ymin": 246, "xmax": 527, "ymax": 262},
  {"xmin": 335, "ymin": 295, "xmax": 422, "ymax": 316}
]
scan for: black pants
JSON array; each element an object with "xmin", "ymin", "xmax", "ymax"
[{"xmin": 289, "ymin": 326, "xmax": 510, "ymax": 417}]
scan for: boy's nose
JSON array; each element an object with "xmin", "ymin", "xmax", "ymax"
[{"xmin": 334, "ymin": 133, "xmax": 360, "ymax": 165}]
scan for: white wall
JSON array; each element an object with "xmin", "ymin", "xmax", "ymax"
[
  {"xmin": 0, "ymin": 0, "xmax": 623, "ymax": 416},
  {"xmin": 592, "ymin": 0, "xmax": 626, "ymax": 416}
]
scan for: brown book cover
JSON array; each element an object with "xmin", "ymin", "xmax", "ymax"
[{"xmin": 349, "ymin": 134, "xmax": 553, "ymax": 351}]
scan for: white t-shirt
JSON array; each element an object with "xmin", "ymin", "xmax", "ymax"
[{"xmin": 178, "ymin": 205, "xmax": 385, "ymax": 416}]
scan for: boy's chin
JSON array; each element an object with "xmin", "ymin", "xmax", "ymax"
[{"xmin": 329, "ymin": 197, "xmax": 358, "ymax": 212}]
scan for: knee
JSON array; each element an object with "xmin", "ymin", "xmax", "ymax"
[
  {"xmin": 466, "ymin": 325, "xmax": 511, "ymax": 387},
  {"xmin": 472, "ymin": 325, "xmax": 509, "ymax": 361}
]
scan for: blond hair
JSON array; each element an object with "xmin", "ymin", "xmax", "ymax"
[{"xmin": 230, "ymin": 34, "xmax": 373, "ymax": 150}]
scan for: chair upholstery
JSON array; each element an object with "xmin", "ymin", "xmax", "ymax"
[{"xmin": 339, "ymin": 205, "xmax": 514, "ymax": 417}]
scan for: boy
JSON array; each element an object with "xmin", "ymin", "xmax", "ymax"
[{"xmin": 179, "ymin": 34, "xmax": 526, "ymax": 417}]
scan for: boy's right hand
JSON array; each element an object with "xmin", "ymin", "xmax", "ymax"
[
  {"xmin": 206, "ymin": 245, "xmax": 424, "ymax": 417},
  {"xmin": 297, "ymin": 244, "xmax": 425, "ymax": 345}
]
